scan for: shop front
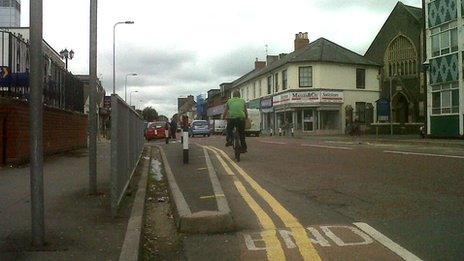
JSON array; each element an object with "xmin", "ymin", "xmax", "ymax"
[
  {"xmin": 260, "ymin": 96, "xmax": 274, "ymax": 134},
  {"xmin": 273, "ymin": 90, "xmax": 344, "ymax": 135}
]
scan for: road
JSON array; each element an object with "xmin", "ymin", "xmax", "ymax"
[{"xmin": 178, "ymin": 135, "xmax": 464, "ymax": 260}]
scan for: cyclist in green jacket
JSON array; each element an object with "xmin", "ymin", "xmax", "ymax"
[{"xmin": 223, "ymin": 90, "xmax": 248, "ymax": 153}]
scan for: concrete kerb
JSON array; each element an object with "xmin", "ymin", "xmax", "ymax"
[
  {"xmin": 157, "ymin": 145, "xmax": 234, "ymax": 234},
  {"xmin": 118, "ymin": 146, "xmax": 151, "ymax": 261}
]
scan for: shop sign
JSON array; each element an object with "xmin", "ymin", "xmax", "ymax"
[
  {"xmin": 274, "ymin": 91, "xmax": 320, "ymax": 106},
  {"xmin": 247, "ymin": 98, "xmax": 261, "ymax": 109},
  {"xmin": 261, "ymin": 97, "xmax": 273, "ymax": 108},
  {"xmin": 320, "ymin": 91, "xmax": 343, "ymax": 103},
  {"xmin": 207, "ymin": 104, "xmax": 225, "ymax": 116}
]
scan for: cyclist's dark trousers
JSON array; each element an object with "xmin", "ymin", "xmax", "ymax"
[{"xmin": 227, "ymin": 118, "xmax": 247, "ymax": 150}]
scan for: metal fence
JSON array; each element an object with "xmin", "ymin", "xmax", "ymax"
[
  {"xmin": 0, "ymin": 31, "xmax": 84, "ymax": 112},
  {"xmin": 110, "ymin": 94, "xmax": 145, "ymax": 215}
]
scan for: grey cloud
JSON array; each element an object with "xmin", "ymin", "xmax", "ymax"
[{"xmin": 210, "ymin": 46, "xmax": 263, "ymax": 78}]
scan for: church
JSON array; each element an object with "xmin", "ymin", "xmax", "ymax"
[{"xmin": 365, "ymin": 2, "xmax": 426, "ymax": 132}]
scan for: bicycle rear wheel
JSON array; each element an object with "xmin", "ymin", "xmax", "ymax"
[{"xmin": 233, "ymin": 129, "xmax": 241, "ymax": 162}]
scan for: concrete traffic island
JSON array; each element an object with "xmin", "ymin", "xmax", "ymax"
[{"xmin": 157, "ymin": 143, "xmax": 234, "ymax": 234}]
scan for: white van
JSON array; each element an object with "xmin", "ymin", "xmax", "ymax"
[
  {"xmin": 213, "ymin": 119, "xmax": 227, "ymax": 135},
  {"xmin": 245, "ymin": 109, "xmax": 261, "ymax": 136}
]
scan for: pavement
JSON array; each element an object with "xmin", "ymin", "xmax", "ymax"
[
  {"xmin": 157, "ymin": 134, "xmax": 464, "ymax": 260},
  {"xmin": 0, "ymin": 141, "xmax": 139, "ymax": 260}
]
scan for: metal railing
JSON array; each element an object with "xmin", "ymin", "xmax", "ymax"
[
  {"xmin": 0, "ymin": 31, "xmax": 84, "ymax": 112},
  {"xmin": 110, "ymin": 94, "xmax": 145, "ymax": 215}
]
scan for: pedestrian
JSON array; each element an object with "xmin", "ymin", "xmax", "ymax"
[{"xmin": 170, "ymin": 117, "xmax": 178, "ymax": 140}]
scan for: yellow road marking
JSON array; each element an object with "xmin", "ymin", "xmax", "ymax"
[
  {"xmin": 209, "ymin": 146, "xmax": 321, "ymax": 261},
  {"xmin": 197, "ymin": 167, "xmax": 208, "ymax": 171},
  {"xmin": 206, "ymin": 147, "xmax": 285, "ymax": 260}
]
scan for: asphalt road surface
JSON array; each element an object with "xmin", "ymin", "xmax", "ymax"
[{"xmin": 179, "ymin": 135, "xmax": 464, "ymax": 261}]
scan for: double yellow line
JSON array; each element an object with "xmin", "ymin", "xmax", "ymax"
[{"xmin": 205, "ymin": 146, "xmax": 321, "ymax": 261}]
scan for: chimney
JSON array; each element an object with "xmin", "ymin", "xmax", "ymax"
[
  {"xmin": 254, "ymin": 58, "xmax": 266, "ymax": 70},
  {"xmin": 294, "ymin": 32, "xmax": 309, "ymax": 51},
  {"xmin": 278, "ymin": 53, "xmax": 287, "ymax": 60},
  {"xmin": 266, "ymin": 55, "xmax": 278, "ymax": 66}
]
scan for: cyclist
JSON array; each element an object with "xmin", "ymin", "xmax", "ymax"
[{"xmin": 223, "ymin": 90, "xmax": 248, "ymax": 153}]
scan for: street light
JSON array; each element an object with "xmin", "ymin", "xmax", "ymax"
[
  {"xmin": 125, "ymin": 73, "xmax": 138, "ymax": 102},
  {"xmin": 130, "ymin": 90, "xmax": 138, "ymax": 106},
  {"xmin": 112, "ymin": 20, "xmax": 135, "ymax": 95},
  {"xmin": 59, "ymin": 48, "xmax": 74, "ymax": 70},
  {"xmin": 389, "ymin": 72, "xmax": 399, "ymax": 135}
]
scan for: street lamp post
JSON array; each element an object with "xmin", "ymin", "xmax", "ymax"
[
  {"xmin": 112, "ymin": 20, "xmax": 134, "ymax": 95},
  {"xmin": 130, "ymin": 90, "xmax": 138, "ymax": 106},
  {"xmin": 125, "ymin": 73, "xmax": 138, "ymax": 102},
  {"xmin": 59, "ymin": 48, "xmax": 74, "ymax": 70},
  {"xmin": 389, "ymin": 73, "xmax": 398, "ymax": 136}
]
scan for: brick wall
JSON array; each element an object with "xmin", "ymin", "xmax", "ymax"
[{"xmin": 0, "ymin": 98, "xmax": 88, "ymax": 166}]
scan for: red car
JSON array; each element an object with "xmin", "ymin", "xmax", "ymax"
[{"xmin": 145, "ymin": 121, "xmax": 168, "ymax": 140}]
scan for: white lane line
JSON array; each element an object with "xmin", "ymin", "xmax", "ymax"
[
  {"xmin": 353, "ymin": 222, "xmax": 422, "ymax": 261},
  {"xmin": 384, "ymin": 150, "xmax": 464, "ymax": 159},
  {"xmin": 259, "ymin": 140, "xmax": 287, "ymax": 145},
  {"xmin": 301, "ymin": 144, "xmax": 354, "ymax": 150}
]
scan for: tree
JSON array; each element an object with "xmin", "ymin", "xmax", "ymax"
[{"xmin": 142, "ymin": 106, "xmax": 158, "ymax": 122}]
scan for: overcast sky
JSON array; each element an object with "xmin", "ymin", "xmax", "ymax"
[{"xmin": 21, "ymin": 0, "xmax": 421, "ymax": 117}]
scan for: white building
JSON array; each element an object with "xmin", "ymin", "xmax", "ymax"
[
  {"xmin": 230, "ymin": 33, "xmax": 381, "ymax": 135},
  {"xmin": 0, "ymin": 0, "xmax": 20, "ymax": 27}
]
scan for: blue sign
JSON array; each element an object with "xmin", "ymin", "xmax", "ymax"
[{"xmin": 376, "ymin": 98, "xmax": 390, "ymax": 121}]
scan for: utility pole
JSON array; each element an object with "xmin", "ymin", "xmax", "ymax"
[
  {"xmin": 30, "ymin": 0, "xmax": 45, "ymax": 246},
  {"xmin": 89, "ymin": 0, "xmax": 98, "ymax": 194}
]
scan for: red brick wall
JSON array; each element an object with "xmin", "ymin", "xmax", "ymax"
[{"xmin": 0, "ymin": 99, "xmax": 87, "ymax": 166}]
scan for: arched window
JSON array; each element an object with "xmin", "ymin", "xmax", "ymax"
[{"xmin": 384, "ymin": 35, "xmax": 417, "ymax": 77}]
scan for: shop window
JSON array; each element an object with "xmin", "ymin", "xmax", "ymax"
[
  {"xmin": 303, "ymin": 109, "xmax": 315, "ymax": 131},
  {"xmin": 356, "ymin": 68, "xmax": 365, "ymax": 89},
  {"xmin": 355, "ymin": 102, "xmax": 366, "ymax": 123},
  {"xmin": 299, "ymin": 66, "xmax": 313, "ymax": 87},
  {"xmin": 267, "ymin": 75, "xmax": 272, "ymax": 94},
  {"xmin": 282, "ymin": 70, "xmax": 287, "ymax": 90}
]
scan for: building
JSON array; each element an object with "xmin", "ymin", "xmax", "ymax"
[
  {"xmin": 425, "ymin": 0, "xmax": 464, "ymax": 137},
  {"xmin": 178, "ymin": 95, "xmax": 196, "ymax": 121},
  {"xmin": 0, "ymin": 0, "xmax": 20, "ymax": 27},
  {"xmin": 229, "ymin": 33, "xmax": 381, "ymax": 135},
  {"xmin": 365, "ymin": 2, "xmax": 426, "ymax": 134}
]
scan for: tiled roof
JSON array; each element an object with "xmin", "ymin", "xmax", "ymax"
[{"xmin": 232, "ymin": 37, "xmax": 379, "ymax": 88}]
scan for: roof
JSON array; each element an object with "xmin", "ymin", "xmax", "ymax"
[
  {"xmin": 232, "ymin": 37, "xmax": 379, "ymax": 88},
  {"xmin": 402, "ymin": 3, "xmax": 423, "ymax": 23},
  {"xmin": 364, "ymin": 2, "xmax": 423, "ymax": 56}
]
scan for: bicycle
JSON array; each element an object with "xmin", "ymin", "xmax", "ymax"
[{"xmin": 232, "ymin": 126, "xmax": 241, "ymax": 162}]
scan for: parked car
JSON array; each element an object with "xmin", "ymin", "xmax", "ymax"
[
  {"xmin": 212, "ymin": 119, "xmax": 227, "ymax": 135},
  {"xmin": 145, "ymin": 121, "xmax": 168, "ymax": 140},
  {"xmin": 189, "ymin": 120, "xmax": 211, "ymax": 137}
]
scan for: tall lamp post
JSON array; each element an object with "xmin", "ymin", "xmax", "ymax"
[
  {"xmin": 125, "ymin": 73, "xmax": 138, "ymax": 102},
  {"xmin": 59, "ymin": 48, "xmax": 74, "ymax": 70},
  {"xmin": 130, "ymin": 90, "xmax": 138, "ymax": 106},
  {"xmin": 112, "ymin": 20, "xmax": 134, "ymax": 94},
  {"xmin": 389, "ymin": 73, "xmax": 398, "ymax": 135}
]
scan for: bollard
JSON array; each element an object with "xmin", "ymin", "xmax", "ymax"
[
  {"xmin": 183, "ymin": 131, "xmax": 189, "ymax": 164},
  {"xmin": 291, "ymin": 128, "xmax": 294, "ymax": 137},
  {"xmin": 278, "ymin": 128, "xmax": 282, "ymax": 136},
  {"xmin": 270, "ymin": 128, "xmax": 273, "ymax": 136},
  {"xmin": 165, "ymin": 129, "xmax": 169, "ymax": 144}
]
